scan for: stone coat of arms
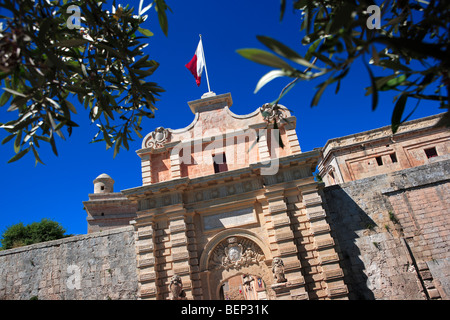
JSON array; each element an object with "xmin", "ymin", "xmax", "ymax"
[
  {"xmin": 210, "ymin": 237, "xmax": 264, "ymax": 271},
  {"xmin": 145, "ymin": 126, "xmax": 170, "ymax": 149}
]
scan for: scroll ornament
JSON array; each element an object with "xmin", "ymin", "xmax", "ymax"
[
  {"xmin": 145, "ymin": 126, "xmax": 170, "ymax": 149},
  {"xmin": 260, "ymin": 103, "xmax": 288, "ymax": 124}
]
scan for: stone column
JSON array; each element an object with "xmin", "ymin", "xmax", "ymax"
[
  {"xmin": 300, "ymin": 187, "xmax": 348, "ymax": 299},
  {"xmin": 262, "ymin": 188, "xmax": 308, "ymax": 300}
]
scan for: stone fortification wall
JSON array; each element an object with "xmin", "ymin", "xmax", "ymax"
[
  {"xmin": 323, "ymin": 159, "xmax": 450, "ymax": 299},
  {"xmin": 1, "ymin": 157, "xmax": 448, "ymax": 300},
  {"xmin": 0, "ymin": 226, "xmax": 138, "ymax": 300}
]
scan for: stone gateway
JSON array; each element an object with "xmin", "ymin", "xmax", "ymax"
[{"xmin": 0, "ymin": 92, "xmax": 448, "ymax": 300}]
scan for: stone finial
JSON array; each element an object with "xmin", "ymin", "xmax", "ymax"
[{"xmin": 272, "ymin": 257, "xmax": 287, "ymax": 283}]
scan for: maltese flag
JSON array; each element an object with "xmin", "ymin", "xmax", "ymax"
[{"xmin": 185, "ymin": 39, "xmax": 206, "ymax": 87}]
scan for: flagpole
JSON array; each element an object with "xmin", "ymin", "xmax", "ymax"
[{"xmin": 199, "ymin": 34, "xmax": 212, "ymax": 93}]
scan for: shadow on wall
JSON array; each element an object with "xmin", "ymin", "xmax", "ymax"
[{"xmin": 322, "ymin": 184, "xmax": 377, "ymax": 300}]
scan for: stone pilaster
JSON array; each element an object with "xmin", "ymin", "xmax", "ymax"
[
  {"xmin": 161, "ymin": 210, "xmax": 202, "ymax": 300},
  {"xmin": 300, "ymin": 187, "xmax": 348, "ymax": 299},
  {"xmin": 141, "ymin": 154, "xmax": 152, "ymax": 185},
  {"xmin": 284, "ymin": 120, "xmax": 301, "ymax": 154},
  {"xmin": 263, "ymin": 188, "xmax": 308, "ymax": 300},
  {"xmin": 257, "ymin": 129, "xmax": 271, "ymax": 163},
  {"xmin": 184, "ymin": 212, "xmax": 203, "ymax": 300},
  {"xmin": 153, "ymin": 218, "xmax": 171, "ymax": 299},
  {"xmin": 134, "ymin": 221, "xmax": 157, "ymax": 299},
  {"xmin": 170, "ymin": 153, "xmax": 181, "ymax": 180},
  {"xmin": 166, "ymin": 213, "xmax": 190, "ymax": 299}
]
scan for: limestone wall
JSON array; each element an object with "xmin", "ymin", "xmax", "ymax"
[
  {"xmin": 323, "ymin": 159, "xmax": 450, "ymax": 299},
  {"xmin": 0, "ymin": 226, "xmax": 138, "ymax": 300},
  {"xmin": 1, "ymin": 158, "xmax": 448, "ymax": 300}
]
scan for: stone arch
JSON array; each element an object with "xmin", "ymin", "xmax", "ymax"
[
  {"xmin": 199, "ymin": 228, "xmax": 272, "ymax": 272},
  {"xmin": 214, "ymin": 266, "xmax": 275, "ymax": 300},
  {"xmin": 198, "ymin": 229, "xmax": 274, "ymax": 300}
]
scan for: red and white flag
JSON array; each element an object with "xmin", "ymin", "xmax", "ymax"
[{"xmin": 185, "ymin": 39, "xmax": 206, "ymax": 87}]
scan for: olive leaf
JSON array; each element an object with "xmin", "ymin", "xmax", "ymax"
[{"xmin": 0, "ymin": 0, "xmax": 171, "ymax": 164}]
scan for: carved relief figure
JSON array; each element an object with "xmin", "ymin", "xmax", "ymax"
[
  {"xmin": 209, "ymin": 237, "xmax": 265, "ymax": 271},
  {"xmin": 146, "ymin": 126, "xmax": 170, "ymax": 149},
  {"xmin": 169, "ymin": 275, "xmax": 186, "ymax": 300},
  {"xmin": 272, "ymin": 257, "xmax": 287, "ymax": 283}
]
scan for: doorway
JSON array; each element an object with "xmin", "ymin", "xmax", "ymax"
[{"xmin": 219, "ymin": 274, "xmax": 268, "ymax": 300}]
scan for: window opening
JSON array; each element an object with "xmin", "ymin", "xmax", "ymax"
[
  {"xmin": 376, "ymin": 156, "xmax": 383, "ymax": 166},
  {"xmin": 213, "ymin": 153, "xmax": 228, "ymax": 173},
  {"xmin": 390, "ymin": 153, "xmax": 398, "ymax": 163},
  {"xmin": 424, "ymin": 147, "xmax": 438, "ymax": 159}
]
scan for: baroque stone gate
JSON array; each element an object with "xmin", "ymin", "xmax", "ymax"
[
  {"xmin": 3, "ymin": 94, "xmax": 446, "ymax": 300},
  {"xmin": 121, "ymin": 92, "xmax": 348, "ymax": 300}
]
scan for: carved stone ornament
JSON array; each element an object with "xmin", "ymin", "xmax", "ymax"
[
  {"xmin": 272, "ymin": 257, "xmax": 287, "ymax": 283},
  {"xmin": 145, "ymin": 126, "xmax": 171, "ymax": 149},
  {"xmin": 260, "ymin": 103, "xmax": 287, "ymax": 123},
  {"xmin": 169, "ymin": 275, "xmax": 186, "ymax": 300},
  {"xmin": 209, "ymin": 237, "xmax": 265, "ymax": 271}
]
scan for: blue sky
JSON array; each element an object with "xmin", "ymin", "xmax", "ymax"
[{"xmin": 0, "ymin": 0, "xmax": 442, "ymax": 237}]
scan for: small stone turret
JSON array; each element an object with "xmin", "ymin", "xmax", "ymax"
[
  {"xmin": 84, "ymin": 173, "xmax": 137, "ymax": 233},
  {"xmin": 93, "ymin": 173, "xmax": 114, "ymax": 194}
]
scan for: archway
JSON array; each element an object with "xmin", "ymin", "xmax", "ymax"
[
  {"xmin": 219, "ymin": 273, "xmax": 269, "ymax": 300},
  {"xmin": 199, "ymin": 230, "xmax": 275, "ymax": 300}
]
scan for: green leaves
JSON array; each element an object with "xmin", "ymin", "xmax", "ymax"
[
  {"xmin": 392, "ymin": 93, "xmax": 408, "ymax": 133},
  {"xmin": 0, "ymin": 219, "xmax": 69, "ymax": 250},
  {"xmin": 138, "ymin": 27, "xmax": 154, "ymax": 37},
  {"xmin": 238, "ymin": 35, "xmax": 326, "ymax": 96},
  {"xmin": 51, "ymin": 39, "xmax": 89, "ymax": 48},
  {"xmin": 237, "ymin": 48, "xmax": 294, "ymax": 70},
  {"xmin": 2, "ymin": 87, "xmax": 26, "ymax": 98},
  {"xmin": 0, "ymin": 90, "xmax": 12, "ymax": 106},
  {"xmin": 155, "ymin": 0, "xmax": 171, "ymax": 37},
  {"xmin": 364, "ymin": 60, "xmax": 379, "ymax": 111},
  {"xmin": 311, "ymin": 68, "xmax": 348, "ymax": 107},
  {"xmin": 239, "ymin": 0, "xmax": 449, "ymax": 133},
  {"xmin": 7, "ymin": 147, "xmax": 30, "ymax": 164},
  {"xmin": 256, "ymin": 36, "xmax": 320, "ymax": 70},
  {"xmin": 237, "ymin": 35, "xmax": 322, "ymax": 73},
  {"xmin": 255, "ymin": 70, "xmax": 287, "ymax": 93},
  {"xmin": 384, "ymin": 74, "xmax": 407, "ymax": 90},
  {"xmin": 0, "ymin": 0, "xmax": 171, "ymax": 164}
]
